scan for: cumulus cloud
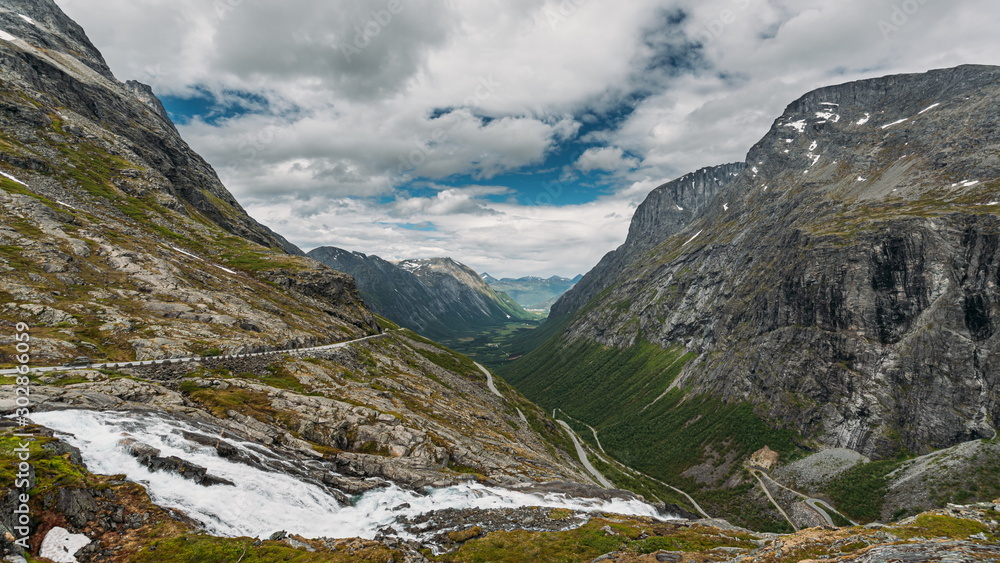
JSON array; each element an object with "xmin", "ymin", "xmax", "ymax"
[
  {"xmin": 244, "ymin": 190, "xmax": 637, "ymax": 278},
  {"xmin": 54, "ymin": 0, "xmax": 1000, "ymax": 276},
  {"xmin": 603, "ymin": 0, "xmax": 1000, "ymax": 178},
  {"xmin": 575, "ymin": 147, "xmax": 641, "ymax": 173}
]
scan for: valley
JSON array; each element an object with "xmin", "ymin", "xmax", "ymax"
[
  {"xmin": 500, "ymin": 64, "xmax": 1000, "ymax": 535},
  {"xmin": 0, "ymin": 1, "xmax": 998, "ymax": 561}
]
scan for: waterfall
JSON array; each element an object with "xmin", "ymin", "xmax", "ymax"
[{"xmin": 30, "ymin": 410, "xmax": 663, "ymax": 541}]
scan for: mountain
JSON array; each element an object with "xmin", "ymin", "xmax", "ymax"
[
  {"xmin": 484, "ymin": 273, "xmax": 583, "ymax": 312},
  {"xmin": 0, "ymin": 2, "xmax": 651, "ymax": 560},
  {"xmin": 504, "ymin": 64, "xmax": 1000, "ymax": 528},
  {"xmin": 0, "ymin": 1, "xmax": 375, "ymax": 365},
  {"xmin": 308, "ymin": 247, "xmax": 536, "ymax": 339}
]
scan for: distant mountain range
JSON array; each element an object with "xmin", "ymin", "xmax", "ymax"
[
  {"xmin": 481, "ymin": 274, "xmax": 582, "ymax": 311},
  {"xmin": 308, "ymin": 247, "xmax": 535, "ymax": 339}
]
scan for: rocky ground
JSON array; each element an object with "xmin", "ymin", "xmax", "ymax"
[
  {"xmin": 4, "ymin": 436, "xmax": 995, "ymax": 563},
  {"xmin": 2, "ymin": 330, "xmax": 592, "ymax": 493}
]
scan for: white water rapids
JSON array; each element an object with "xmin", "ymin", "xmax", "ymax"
[{"xmin": 30, "ymin": 410, "xmax": 662, "ymax": 540}]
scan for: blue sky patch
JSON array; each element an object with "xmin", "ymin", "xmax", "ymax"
[{"xmin": 160, "ymin": 87, "xmax": 271, "ymax": 125}]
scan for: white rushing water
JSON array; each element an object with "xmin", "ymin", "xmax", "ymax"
[{"xmin": 30, "ymin": 410, "xmax": 662, "ymax": 540}]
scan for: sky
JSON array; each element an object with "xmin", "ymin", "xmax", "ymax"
[{"xmin": 55, "ymin": 0, "xmax": 1000, "ymax": 278}]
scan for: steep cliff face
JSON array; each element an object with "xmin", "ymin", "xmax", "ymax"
[
  {"xmin": 308, "ymin": 247, "xmax": 534, "ymax": 339},
  {"xmin": 0, "ymin": 0, "xmax": 293, "ymax": 250},
  {"xmin": 511, "ymin": 65, "xmax": 1000, "ymax": 464},
  {"xmin": 550, "ymin": 163, "xmax": 745, "ymax": 320}
]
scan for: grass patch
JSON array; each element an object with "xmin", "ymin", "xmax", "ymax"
[
  {"xmin": 403, "ymin": 331, "xmax": 481, "ymax": 379},
  {"xmin": 132, "ymin": 534, "xmax": 398, "ymax": 563},
  {"xmin": 179, "ymin": 383, "xmax": 299, "ymax": 430},
  {"xmin": 895, "ymin": 514, "xmax": 990, "ymax": 540},
  {"xmin": 375, "ymin": 315, "xmax": 400, "ymax": 330},
  {"xmin": 258, "ymin": 363, "xmax": 314, "ymax": 394},
  {"xmin": 0, "ymin": 433, "xmax": 87, "ymax": 495},
  {"xmin": 824, "ymin": 459, "xmax": 904, "ymax": 523},
  {"xmin": 428, "ymin": 517, "xmax": 755, "ymax": 562}
]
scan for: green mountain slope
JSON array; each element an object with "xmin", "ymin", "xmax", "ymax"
[{"xmin": 503, "ymin": 65, "xmax": 1000, "ymax": 530}]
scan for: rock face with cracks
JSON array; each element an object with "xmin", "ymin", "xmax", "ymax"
[{"xmin": 533, "ymin": 65, "xmax": 1000, "ymax": 459}]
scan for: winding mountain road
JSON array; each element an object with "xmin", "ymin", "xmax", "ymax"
[
  {"xmin": 750, "ymin": 469, "xmax": 799, "ymax": 531},
  {"xmin": 555, "ymin": 419, "xmax": 613, "ymax": 488},
  {"xmin": 551, "ymin": 408, "xmax": 710, "ymax": 518},
  {"xmin": 554, "ymin": 408, "xmax": 606, "ymax": 455},
  {"xmin": 752, "ymin": 468, "xmax": 857, "ymax": 526},
  {"xmin": 475, "ymin": 363, "xmax": 604, "ymax": 484},
  {"xmin": 0, "ymin": 333, "xmax": 388, "ymax": 376},
  {"xmin": 477, "ymin": 362, "xmax": 503, "ymax": 398}
]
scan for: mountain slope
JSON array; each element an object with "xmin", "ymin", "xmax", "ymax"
[
  {"xmin": 484, "ymin": 274, "xmax": 582, "ymax": 311},
  {"xmin": 0, "ymin": 0, "xmax": 372, "ymax": 365},
  {"xmin": 308, "ymin": 247, "xmax": 535, "ymax": 339},
  {"xmin": 504, "ymin": 64, "xmax": 1000, "ymax": 526},
  {"xmin": 0, "ymin": 0, "xmax": 599, "ymax": 529},
  {"xmin": 549, "ymin": 163, "xmax": 745, "ymax": 321}
]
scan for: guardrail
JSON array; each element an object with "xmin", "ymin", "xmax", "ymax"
[{"xmin": 0, "ymin": 333, "xmax": 386, "ymax": 376}]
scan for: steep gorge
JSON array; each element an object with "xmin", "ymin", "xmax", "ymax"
[{"xmin": 505, "ymin": 65, "xmax": 1000, "ymax": 524}]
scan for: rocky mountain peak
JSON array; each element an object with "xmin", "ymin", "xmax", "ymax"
[
  {"xmin": 550, "ymin": 162, "xmax": 744, "ymax": 320},
  {"xmin": 310, "ymin": 247, "xmax": 535, "ymax": 339},
  {"xmin": 0, "ymin": 0, "xmax": 113, "ymax": 80},
  {"xmin": 625, "ymin": 162, "xmax": 746, "ymax": 250},
  {"xmin": 125, "ymin": 79, "xmax": 177, "ymax": 133},
  {"xmin": 0, "ymin": 0, "xmax": 297, "ymax": 252},
  {"xmin": 742, "ymin": 64, "xmax": 1000, "ymax": 202},
  {"xmin": 512, "ymin": 64, "xmax": 1000, "ymax": 469}
]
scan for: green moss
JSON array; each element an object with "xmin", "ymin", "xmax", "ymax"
[
  {"xmin": 895, "ymin": 514, "xmax": 989, "ymax": 540},
  {"xmin": 0, "ymin": 177, "xmax": 58, "ymax": 209},
  {"xmin": 448, "ymin": 527, "xmax": 484, "ymax": 543},
  {"xmin": 0, "ymin": 433, "xmax": 86, "ymax": 495},
  {"xmin": 258, "ymin": 364, "xmax": 313, "ymax": 394},
  {"xmin": 179, "ymin": 385, "xmax": 299, "ymax": 430},
  {"xmin": 824, "ymin": 459, "xmax": 904, "ymax": 522},
  {"xmin": 547, "ymin": 508, "xmax": 574, "ymax": 521},
  {"xmin": 132, "ymin": 534, "xmax": 399, "ymax": 562},
  {"xmin": 447, "ymin": 461, "xmax": 485, "ymax": 479},
  {"xmin": 213, "ymin": 235, "xmax": 306, "ymax": 272},
  {"xmin": 429, "ymin": 518, "xmax": 754, "ymax": 562}
]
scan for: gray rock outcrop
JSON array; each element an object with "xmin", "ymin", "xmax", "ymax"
[{"xmin": 527, "ymin": 65, "xmax": 1000, "ymax": 458}]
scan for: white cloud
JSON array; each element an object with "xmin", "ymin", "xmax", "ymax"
[
  {"xmin": 603, "ymin": 0, "xmax": 1000, "ymax": 179},
  {"xmin": 53, "ymin": 0, "xmax": 1000, "ymax": 277},
  {"xmin": 575, "ymin": 147, "xmax": 640, "ymax": 173},
  {"xmin": 245, "ymin": 189, "xmax": 637, "ymax": 278}
]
